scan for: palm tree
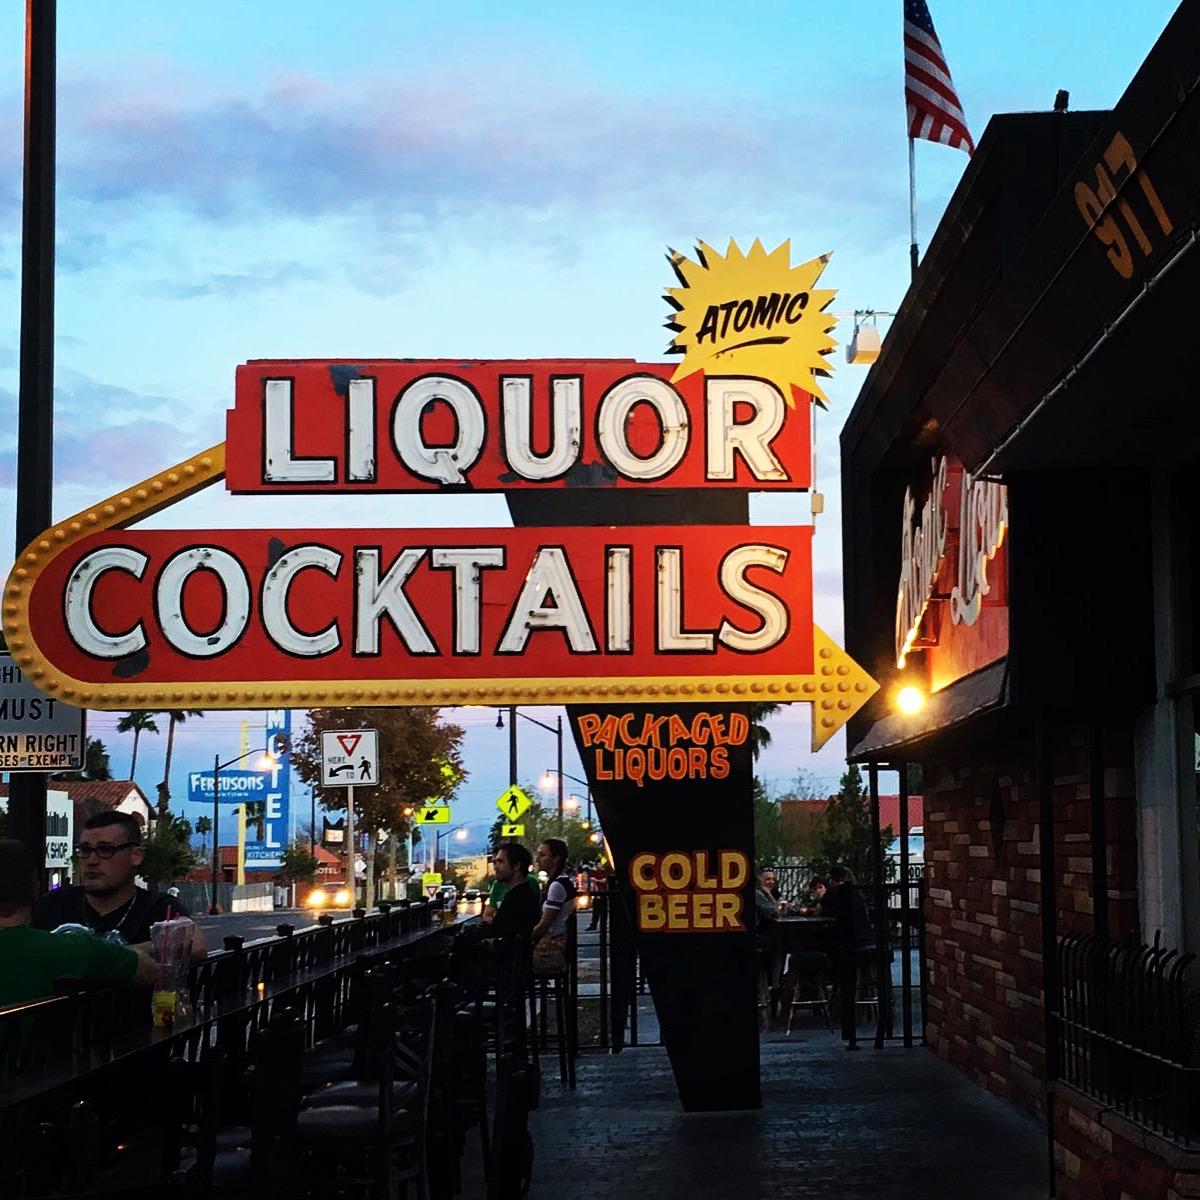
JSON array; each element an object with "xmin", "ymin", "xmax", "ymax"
[
  {"xmin": 748, "ymin": 702, "xmax": 782, "ymax": 760},
  {"xmin": 157, "ymin": 709, "xmax": 205, "ymax": 817},
  {"xmin": 195, "ymin": 815, "xmax": 213, "ymax": 856},
  {"xmin": 116, "ymin": 711, "xmax": 160, "ymax": 779}
]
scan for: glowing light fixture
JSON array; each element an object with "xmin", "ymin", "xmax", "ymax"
[{"xmin": 896, "ymin": 685, "xmax": 925, "ymax": 716}]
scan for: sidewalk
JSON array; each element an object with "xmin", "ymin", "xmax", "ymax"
[{"xmin": 526, "ymin": 1035, "xmax": 1047, "ymax": 1200}]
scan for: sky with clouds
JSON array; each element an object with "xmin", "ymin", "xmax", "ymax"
[{"xmin": 0, "ymin": 1, "xmax": 1181, "ymax": 850}]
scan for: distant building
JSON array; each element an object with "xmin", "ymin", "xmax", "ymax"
[
  {"xmin": 778, "ymin": 795, "xmax": 924, "ymax": 855},
  {"xmin": 0, "ymin": 779, "xmax": 153, "ymax": 834}
]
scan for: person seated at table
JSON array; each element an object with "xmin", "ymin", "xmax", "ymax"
[
  {"xmin": 33, "ymin": 812, "xmax": 208, "ymax": 960},
  {"xmin": 820, "ymin": 865, "xmax": 874, "ymax": 949},
  {"xmin": 792, "ymin": 877, "xmax": 828, "ymax": 916},
  {"xmin": 482, "ymin": 843, "xmax": 540, "ymax": 939},
  {"xmin": 755, "ymin": 868, "xmax": 785, "ymax": 922},
  {"xmin": 0, "ymin": 839, "xmax": 158, "ymax": 1008}
]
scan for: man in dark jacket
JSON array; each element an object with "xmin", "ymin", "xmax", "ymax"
[
  {"xmin": 34, "ymin": 811, "xmax": 207, "ymax": 958},
  {"xmin": 486, "ymin": 842, "xmax": 540, "ymax": 938}
]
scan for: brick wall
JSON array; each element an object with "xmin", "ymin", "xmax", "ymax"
[
  {"xmin": 920, "ymin": 719, "xmax": 1139, "ymax": 1118},
  {"xmin": 1052, "ymin": 1088, "xmax": 1200, "ymax": 1200}
]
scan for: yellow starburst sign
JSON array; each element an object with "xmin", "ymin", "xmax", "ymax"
[{"xmin": 664, "ymin": 238, "xmax": 837, "ymax": 407}]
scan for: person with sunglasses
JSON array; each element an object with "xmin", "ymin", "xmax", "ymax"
[{"xmin": 32, "ymin": 812, "xmax": 208, "ymax": 960}]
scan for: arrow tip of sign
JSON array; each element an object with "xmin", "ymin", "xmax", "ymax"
[{"xmin": 809, "ymin": 625, "xmax": 880, "ymax": 753}]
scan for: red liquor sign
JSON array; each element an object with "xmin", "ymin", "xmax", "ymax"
[
  {"xmin": 226, "ymin": 359, "xmax": 811, "ymax": 493},
  {"xmin": 3, "ymin": 358, "xmax": 875, "ymax": 749}
]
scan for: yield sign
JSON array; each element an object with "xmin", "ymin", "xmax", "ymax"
[
  {"xmin": 495, "ymin": 785, "xmax": 532, "ymax": 822},
  {"xmin": 320, "ymin": 729, "xmax": 379, "ymax": 787}
]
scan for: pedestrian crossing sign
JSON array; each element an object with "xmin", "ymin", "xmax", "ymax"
[
  {"xmin": 500, "ymin": 823, "xmax": 525, "ymax": 838},
  {"xmin": 495, "ymin": 784, "xmax": 533, "ymax": 822},
  {"xmin": 414, "ymin": 804, "xmax": 452, "ymax": 825}
]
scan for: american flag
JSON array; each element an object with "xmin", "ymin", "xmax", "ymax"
[{"xmin": 904, "ymin": 0, "xmax": 974, "ymax": 154}]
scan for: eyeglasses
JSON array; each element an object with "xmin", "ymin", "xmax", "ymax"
[{"xmin": 72, "ymin": 841, "xmax": 138, "ymax": 860}]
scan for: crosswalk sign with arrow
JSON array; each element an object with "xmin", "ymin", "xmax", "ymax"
[
  {"xmin": 500, "ymin": 823, "xmax": 525, "ymax": 838},
  {"xmin": 495, "ymin": 784, "xmax": 532, "ymax": 822},
  {"xmin": 414, "ymin": 805, "xmax": 452, "ymax": 825}
]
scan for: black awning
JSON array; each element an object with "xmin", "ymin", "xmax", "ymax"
[{"xmin": 847, "ymin": 659, "xmax": 1008, "ymax": 761}]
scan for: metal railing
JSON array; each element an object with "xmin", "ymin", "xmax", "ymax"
[
  {"xmin": 0, "ymin": 900, "xmax": 445, "ymax": 1197},
  {"xmin": 0, "ymin": 900, "xmax": 438, "ymax": 1088},
  {"xmin": 1057, "ymin": 931, "xmax": 1200, "ymax": 1145}
]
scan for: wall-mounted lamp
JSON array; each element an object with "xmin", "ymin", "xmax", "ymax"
[{"xmin": 843, "ymin": 308, "xmax": 897, "ymax": 365}]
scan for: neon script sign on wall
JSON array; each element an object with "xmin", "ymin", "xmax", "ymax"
[{"xmin": 895, "ymin": 457, "xmax": 1008, "ymax": 669}]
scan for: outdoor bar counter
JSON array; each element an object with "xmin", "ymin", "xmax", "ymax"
[{"xmin": 0, "ymin": 899, "xmax": 470, "ymax": 1195}]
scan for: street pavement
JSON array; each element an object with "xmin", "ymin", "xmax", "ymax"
[
  {"xmin": 523, "ymin": 1037, "xmax": 1046, "ymax": 1200},
  {"xmin": 192, "ymin": 907, "xmax": 318, "ymax": 946}
]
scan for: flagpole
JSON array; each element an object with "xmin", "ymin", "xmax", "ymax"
[{"xmin": 908, "ymin": 136, "xmax": 919, "ymax": 279}]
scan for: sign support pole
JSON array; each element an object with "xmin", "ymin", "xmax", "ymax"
[
  {"xmin": 345, "ymin": 784, "xmax": 356, "ymax": 898},
  {"xmin": 556, "ymin": 713, "xmax": 564, "ymax": 829},
  {"xmin": 209, "ymin": 753, "xmax": 220, "ymax": 915},
  {"xmin": 9, "ymin": 0, "xmax": 56, "ymax": 869},
  {"xmin": 507, "ymin": 705, "xmax": 517, "ymax": 786}
]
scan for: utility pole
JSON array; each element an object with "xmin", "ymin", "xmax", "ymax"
[
  {"xmin": 508, "ymin": 704, "xmax": 517, "ymax": 786},
  {"xmin": 8, "ymin": 0, "xmax": 57, "ymax": 867},
  {"xmin": 556, "ymin": 713, "xmax": 564, "ymax": 828},
  {"xmin": 345, "ymin": 784, "xmax": 357, "ymax": 900}
]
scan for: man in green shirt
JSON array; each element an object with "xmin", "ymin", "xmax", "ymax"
[{"xmin": 0, "ymin": 839, "xmax": 156, "ymax": 1009}]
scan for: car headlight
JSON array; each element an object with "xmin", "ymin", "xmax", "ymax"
[
  {"xmin": 334, "ymin": 888, "xmax": 352, "ymax": 907},
  {"xmin": 307, "ymin": 888, "xmax": 328, "ymax": 908}
]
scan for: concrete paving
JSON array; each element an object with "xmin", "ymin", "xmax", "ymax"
[{"xmin": 524, "ymin": 1035, "xmax": 1048, "ymax": 1200}]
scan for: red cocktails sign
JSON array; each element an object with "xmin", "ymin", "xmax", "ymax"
[{"xmin": 29, "ymin": 523, "xmax": 811, "ymax": 696}]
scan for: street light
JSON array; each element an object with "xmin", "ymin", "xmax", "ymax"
[
  {"xmin": 433, "ymin": 819, "xmax": 492, "ymax": 870},
  {"xmin": 209, "ymin": 743, "xmax": 282, "ymax": 915},
  {"xmin": 542, "ymin": 767, "xmax": 593, "ymax": 826},
  {"xmin": 497, "ymin": 707, "xmax": 565, "ymax": 820}
]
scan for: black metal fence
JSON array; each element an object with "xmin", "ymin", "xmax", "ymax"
[
  {"xmin": 580, "ymin": 892, "xmax": 659, "ymax": 1051},
  {"xmin": 1057, "ymin": 931, "xmax": 1200, "ymax": 1145},
  {"xmin": 0, "ymin": 900, "xmax": 443, "ymax": 1196}
]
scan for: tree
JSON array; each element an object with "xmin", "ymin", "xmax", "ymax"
[
  {"xmin": 808, "ymin": 764, "xmax": 894, "ymax": 884},
  {"xmin": 753, "ymin": 777, "xmax": 784, "ymax": 864},
  {"xmin": 291, "ymin": 707, "xmax": 467, "ymax": 902},
  {"xmin": 116, "ymin": 711, "xmax": 159, "ymax": 779},
  {"xmin": 195, "ymin": 814, "xmax": 212, "ymax": 854},
  {"xmin": 157, "ymin": 710, "xmax": 205, "ymax": 816},
  {"xmin": 277, "ymin": 841, "xmax": 319, "ymax": 885},
  {"xmin": 51, "ymin": 737, "xmax": 112, "ymax": 782},
  {"xmin": 140, "ymin": 813, "xmax": 195, "ymax": 888},
  {"xmin": 747, "ymin": 702, "xmax": 781, "ymax": 760}
]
